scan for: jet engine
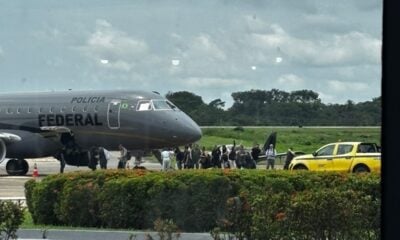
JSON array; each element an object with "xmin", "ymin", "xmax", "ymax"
[{"xmin": 0, "ymin": 139, "xmax": 6, "ymax": 164}]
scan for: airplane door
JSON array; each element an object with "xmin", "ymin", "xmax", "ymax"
[{"xmin": 107, "ymin": 100, "xmax": 121, "ymax": 129}]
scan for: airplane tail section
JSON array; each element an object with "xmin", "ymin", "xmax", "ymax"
[{"xmin": 262, "ymin": 132, "xmax": 277, "ymax": 152}]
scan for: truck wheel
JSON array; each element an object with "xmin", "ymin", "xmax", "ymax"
[
  {"xmin": 293, "ymin": 165, "xmax": 308, "ymax": 171},
  {"xmin": 353, "ymin": 165, "xmax": 370, "ymax": 173}
]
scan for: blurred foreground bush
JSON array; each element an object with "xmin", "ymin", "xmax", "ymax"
[
  {"xmin": 0, "ymin": 200, "xmax": 24, "ymax": 240},
  {"xmin": 25, "ymin": 170, "xmax": 380, "ymax": 239}
]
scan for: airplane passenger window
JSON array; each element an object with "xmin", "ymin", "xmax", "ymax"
[
  {"xmin": 16, "ymin": 108, "xmax": 21, "ymax": 114},
  {"xmin": 137, "ymin": 101, "xmax": 152, "ymax": 111},
  {"xmin": 83, "ymin": 106, "xmax": 88, "ymax": 112},
  {"xmin": 94, "ymin": 105, "xmax": 99, "ymax": 112},
  {"xmin": 72, "ymin": 106, "xmax": 77, "ymax": 112},
  {"xmin": 6, "ymin": 108, "xmax": 13, "ymax": 114}
]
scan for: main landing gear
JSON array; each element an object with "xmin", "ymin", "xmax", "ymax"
[{"xmin": 6, "ymin": 158, "xmax": 29, "ymax": 176}]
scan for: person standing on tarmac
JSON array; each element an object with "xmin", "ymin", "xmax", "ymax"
[
  {"xmin": 161, "ymin": 148, "xmax": 174, "ymax": 171},
  {"xmin": 89, "ymin": 146, "xmax": 100, "ymax": 171},
  {"xmin": 251, "ymin": 144, "xmax": 261, "ymax": 163},
  {"xmin": 211, "ymin": 145, "xmax": 222, "ymax": 168},
  {"xmin": 265, "ymin": 144, "xmax": 277, "ymax": 170},
  {"xmin": 192, "ymin": 144, "xmax": 201, "ymax": 169},
  {"xmin": 183, "ymin": 145, "xmax": 193, "ymax": 169},
  {"xmin": 118, "ymin": 144, "xmax": 128, "ymax": 169},
  {"xmin": 99, "ymin": 147, "xmax": 110, "ymax": 169},
  {"xmin": 175, "ymin": 147, "xmax": 184, "ymax": 170},
  {"xmin": 283, "ymin": 147, "xmax": 295, "ymax": 170},
  {"xmin": 221, "ymin": 145, "xmax": 230, "ymax": 169}
]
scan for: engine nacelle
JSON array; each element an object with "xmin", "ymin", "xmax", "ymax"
[{"xmin": 0, "ymin": 139, "xmax": 6, "ymax": 164}]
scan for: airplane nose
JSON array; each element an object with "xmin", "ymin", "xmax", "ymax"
[
  {"xmin": 180, "ymin": 113, "xmax": 202, "ymax": 143},
  {"xmin": 189, "ymin": 122, "xmax": 202, "ymax": 142}
]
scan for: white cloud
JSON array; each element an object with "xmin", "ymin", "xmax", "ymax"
[
  {"xmin": 182, "ymin": 77, "xmax": 245, "ymax": 88},
  {"xmin": 277, "ymin": 74, "xmax": 305, "ymax": 89},
  {"xmin": 190, "ymin": 34, "xmax": 227, "ymax": 61},
  {"xmin": 318, "ymin": 91, "xmax": 336, "ymax": 103},
  {"xmin": 81, "ymin": 19, "xmax": 149, "ymax": 71},
  {"xmin": 250, "ymin": 20, "xmax": 381, "ymax": 66},
  {"xmin": 328, "ymin": 80, "xmax": 369, "ymax": 92}
]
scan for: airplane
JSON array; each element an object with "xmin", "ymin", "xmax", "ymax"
[{"xmin": 0, "ymin": 90, "xmax": 202, "ymax": 175}]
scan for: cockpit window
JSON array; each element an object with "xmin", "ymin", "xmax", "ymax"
[
  {"xmin": 166, "ymin": 101, "xmax": 178, "ymax": 110},
  {"xmin": 137, "ymin": 100, "xmax": 153, "ymax": 111},
  {"xmin": 152, "ymin": 99, "xmax": 177, "ymax": 110}
]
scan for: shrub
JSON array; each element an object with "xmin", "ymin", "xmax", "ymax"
[
  {"xmin": 25, "ymin": 169, "xmax": 380, "ymax": 237},
  {"xmin": 55, "ymin": 178, "xmax": 101, "ymax": 227},
  {"xmin": 0, "ymin": 200, "xmax": 24, "ymax": 240}
]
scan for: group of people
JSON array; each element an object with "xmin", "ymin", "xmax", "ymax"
[
  {"xmin": 88, "ymin": 146, "xmax": 111, "ymax": 170},
  {"xmin": 71, "ymin": 142, "xmax": 297, "ymax": 172},
  {"xmin": 160, "ymin": 142, "xmax": 297, "ymax": 171},
  {"xmin": 87, "ymin": 144, "xmax": 134, "ymax": 171}
]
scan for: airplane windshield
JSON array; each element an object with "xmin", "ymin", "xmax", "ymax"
[{"xmin": 152, "ymin": 100, "xmax": 177, "ymax": 110}]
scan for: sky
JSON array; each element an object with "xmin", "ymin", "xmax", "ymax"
[{"xmin": 0, "ymin": 0, "xmax": 382, "ymax": 108}]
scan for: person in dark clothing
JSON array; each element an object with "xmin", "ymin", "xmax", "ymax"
[
  {"xmin": 89, "ymin": 146, "xmax": 100, "ymax": 170},
  {"xmin": 283, "ymin": 147, "xmax": 296, "ymax": 170},
  {"xmin": 175, "ymin": 147, "xmax": 184, "ymax": 170},
  {"xmin": 251, "ymin": 144, "xmax": 261, "ymax": 163},
  {"xmin": 245, "ymin": 152, "xmax": 256, "ymax": 169},
  {"xmin": 211, "ymin": 145, "xmax": 222, "ymax": 168},
  {"xmin": 99, "ymin": 147, "xmax": 109, "ymax": 169},
  {"xmin": 183, "ymin": 145, "xmax": 194, "ymax": 169},
  {"xmin": 200, "ymin": 146, "xmax": 211, "ymax": 169}
]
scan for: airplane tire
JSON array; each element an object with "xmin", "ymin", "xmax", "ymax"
[{"xmin": 6, "ymin": 159, "xmax": 29, "ymax": 176}]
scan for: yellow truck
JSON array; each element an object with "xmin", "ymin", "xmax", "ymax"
[{"xmin": 288, "ymin": 142, "xmax": 381, "ymax": 173}]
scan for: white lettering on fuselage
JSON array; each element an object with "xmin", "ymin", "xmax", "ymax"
[{"xmin": 70, "ymin": 96, "xmax": 106, "ymax": 104}]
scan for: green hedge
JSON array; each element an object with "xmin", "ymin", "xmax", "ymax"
[{"xmin": 25, "ymin": 170, "xmax": 380, "ymax": 238}]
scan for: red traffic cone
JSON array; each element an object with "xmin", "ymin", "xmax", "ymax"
[{"xmin": 32, "ymin": 163, "xmax": 39, "ymax": 178}]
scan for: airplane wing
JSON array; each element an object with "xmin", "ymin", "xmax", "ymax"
[
  {"xmin": 40, "ymin": 126, "xmax": 71, "ymax": 133},
  {"xmin": 0, "ymin": 132, "xmax": 22, "ymax": 142},
  {"xmin": 0, "ymin": 126, "xmax": 70, "ymax": 143}
]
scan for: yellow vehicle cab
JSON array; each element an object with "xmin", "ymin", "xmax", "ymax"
[{"xmin": 288, "ymin": 142, "xmax": 381, "ymax": 173}]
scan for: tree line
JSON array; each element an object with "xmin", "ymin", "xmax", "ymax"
[{"xmin": 166, "ymin": 89, "xmax": 381, "ymax": 126}]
